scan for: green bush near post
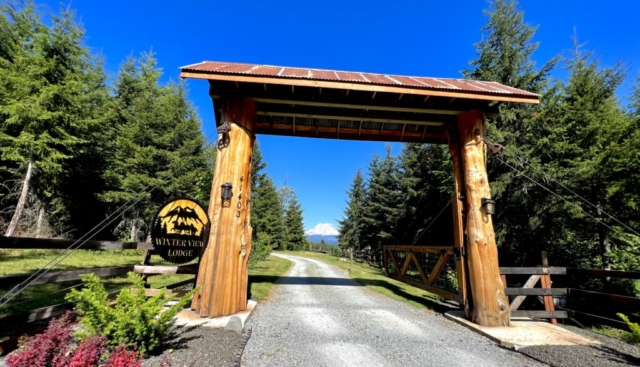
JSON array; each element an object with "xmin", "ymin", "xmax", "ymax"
[{"xmin": 66, "ymin": 272, "xmax": 197, "ymax": 354}]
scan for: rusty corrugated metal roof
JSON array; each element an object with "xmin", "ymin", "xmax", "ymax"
[{"xmin": 180, "ymin": 61, "xmax": 539, "ymax": 99}]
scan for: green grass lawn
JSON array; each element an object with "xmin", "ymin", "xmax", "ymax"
[
  {"xmin": 0, "ymin": 249, "xmax": 292, "ymax": 318},
  {"xmin": 0, "ymin": 249, "xmax": 191, "ymax": 317},
  {"xmin": 284, "ymin": 251, "xmax": 444, "ymax": 311},
  {"xmin": 248, "ymin": 255, "xmax": 293, "ymax": 301}
]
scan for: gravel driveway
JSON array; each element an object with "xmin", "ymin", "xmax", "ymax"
[{"xmin": 242, "ymin": 254, "xmax": 542, "ymax": 367}]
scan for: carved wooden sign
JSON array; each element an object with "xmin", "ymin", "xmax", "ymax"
[{"xmin": 151, "ymin": 198, "xmax": 210, "ymax": 264}]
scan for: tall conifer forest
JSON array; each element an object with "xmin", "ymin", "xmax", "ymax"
[
  {"xmin": 0, "ymin": 1, "xmax": 307, "ymax": 260},
  {"xmin": 338, "ymin": 0, "xmax": 640, "ymax": 296}
]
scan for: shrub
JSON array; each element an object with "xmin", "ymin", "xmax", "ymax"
[
  {"xmin": 66, "ymin": 272, "xmax": 198, "ymax": 354},
  {"xmin": 103, "ymin": 344, "xmax": 142, "ymax": 367},
  {"xmin": 6, "ymin": 312, "xmax": 74, "ymax": 367},
  {"xmin": 248, "ymin": 232, "xmax": 272, "ymax": 269},
  {"xmin": 66, "ymin": 336, "xmax": 109, "ymax": 367},
  {"xmin": 618, "ymin": 313, "xmax": 640, "ymax": 345}
]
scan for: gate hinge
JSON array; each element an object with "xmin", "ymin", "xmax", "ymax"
[{"xmin": 453, "ymin": 247, "xmax": 466, "ymax": 259}]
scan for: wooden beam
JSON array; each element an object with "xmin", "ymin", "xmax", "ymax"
[
  {"xmin": 254, "ymin": 125, "xmax": 445, "ymax": 144},
  {"xmin": 399, "ymin": 253, "xmax": 415, "ymax": 277},
  {"xmin": 511, "ymin": 311, "xmax": 568, "ymax": 318},
  {"xmin": 504, "ymin": 288, "xmax": 566, "ymax": 296},
  {"xmin": 236, "ymin": 97, "xmax": 464, "ymax": 115},
  {"xmin": 449, "ymin": 125, "xmax": 469, "ymax": 314},
  {"xmin": 0, "ymin": 266, "xmax": 133, "ymax": 290},
  {"xmin": 384, "ymin": 245, "xmax": 455, "ymax": 253},
  {"xmin": 500, "ymin": 267, "xmax": 566, "ymax": 275},
  {"xmin": 458, "ymin": 110, "xmax": 510, "ymax": 327},
  {"xmin": 0, "ymin": 236, "xmax": 153, "ymax": 251},
  {"xmin": 256, "ymin": 111, "xmax": 445, "ymax": 127},
  {"xmin": 509, "ymin": 275, "xmax": 541, "ymax": 311},
  {"xmin": 426, "ymin": 254, "xmax": 450, "ymax": 285},
  {"xmin": 182, "ymin": 72, "xmax": 541, "ymax": 104},
  {"xmin": 540, "ymin": 251, "xmax": 557, "ymax": 324},
  {"xmin": 412, "ymin": 254, "xmax": 429, "ymax": 284},
  {"xmin": 133, "ymin": 264, "xmax": 198, "ymax": 275}
]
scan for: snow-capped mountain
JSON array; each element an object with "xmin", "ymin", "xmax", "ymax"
[
  {"xmin": 305, "ymin": 223, "xmax": 339, "ymax": 236},
  {"xmin": 305, "ymin": 223, "xmax": 339, "ymax": 245}
]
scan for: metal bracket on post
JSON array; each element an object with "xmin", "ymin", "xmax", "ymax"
[
  {"xmin": 480, "ymin": 136, "xmax": 504, "ymax": 156},
  {"xmin": 453, "ymin": 247, "xmax": 466, "ymax": 260}
]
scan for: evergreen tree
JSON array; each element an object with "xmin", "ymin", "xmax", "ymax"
[
  {"xmin": 251, "ymin": 174, "xmax": 284, "ymax": 249},
  {"xmin": 360, "ymin": 146, "xmax": 401, "ymax": 253},
  {"xmin": 463, "ymin": 0, "xmax": 557, "ymax": 265},
  {"xmin": 0, "ymin": 2, "xmax": 110, "ymax": 235},
  {"xmin": 539, "ymin": 45, "xmax": 636, "ymax": 275},
  {"xmin": 282, "ymin": 190, "xmax": 306, "ymax": 251},
  {"xmin": 100, "ymin": 53, "xmax": 208, "ymax": 241},
  {"xmin": 397, "ymin": 144, "xmax": 453, "ymax": 245},
  {"xmin": 338, "ymin": 168, "xmax": 366, "ymax": 250}
]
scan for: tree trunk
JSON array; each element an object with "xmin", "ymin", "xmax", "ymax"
[
  {"xmin": 192, "ymin": 98, "xmax": 256, "ymax": 318},
  {"xmin": 130, "ymin": 221, "xmax": 137, "ymax": 242},
  {"xmin": 457, "ymin": 110, "xmax": 510, "ymax": 327},
  {"xmin": 36, "ymin": 206, "xmax": 45, "ymax": 238},
  {"xmin": 5, "ymin": 160, "xmax": 33, "ymax": 237}
]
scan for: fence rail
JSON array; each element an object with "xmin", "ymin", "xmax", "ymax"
[
  {"xmin": 0, "ymin": 236, "xmax": 153, "ymax": 251},
  {"xmin": 499, "ymin": 252, "xmax": 640, "ymax": 328}
]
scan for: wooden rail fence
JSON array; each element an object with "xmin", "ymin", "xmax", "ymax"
[{"xmin": 0, "ymin": 237, "xmax": 196, "ymax": 326}]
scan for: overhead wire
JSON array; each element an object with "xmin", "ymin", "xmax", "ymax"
[
  {"xmin": 507, "ymin": 151, "xmax": 640, "ymax": 237},
  {"xmin": 0, "ymin": 130, "xmax": 223, "ymax": 309},
  {"xmin": 494, "ymin": 155, "xmax": 630, "ymax": 238},
  {"xmin": 413, "ymin": 201, "xmax": 451, "ymax": 245}
]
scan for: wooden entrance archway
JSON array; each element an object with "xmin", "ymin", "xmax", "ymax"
[{"xmin": 180, "ymin": 62, "xmax": 539, "ymax": 327}]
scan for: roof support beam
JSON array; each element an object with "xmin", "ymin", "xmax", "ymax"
[
  {"xmin": 256, "ymin": 111, "xmax": 445, "ymax": 127},
  {"xmin": 223, "ymin": 97, "xmax": 464, "ymax": 115}
]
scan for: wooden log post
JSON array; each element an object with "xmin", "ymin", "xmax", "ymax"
[
  {"xmin": 456, "ymin": 110, "xmax": 510, "ymax": 327},
  {"xmin": 192, "ymin": 98, "xmax": 256, "ymax": 318},
  {"xmin": 447, "ymin": 127, "xmax": 470, "ymax": 319}
]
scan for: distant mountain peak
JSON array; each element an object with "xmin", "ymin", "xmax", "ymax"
[{"xmin": 305, "ymin": 223, "xmax": 339, "ymax": 236}]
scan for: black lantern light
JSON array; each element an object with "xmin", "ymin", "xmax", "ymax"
[
  {"xmin": 481, "ymin": 198, "xmax": 496, "ymax": 215},
  {"xmin": 221, "ymin": 182, "xmax": 233, "ymax": 202}
]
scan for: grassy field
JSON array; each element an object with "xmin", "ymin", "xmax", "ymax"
[
  {"xmin": 0, "ymin": 249, "xmax": 292, "ymax": 317},
  {"xmin": 284, "ymin": 251, "xmax": 444, "ymax": 311}
]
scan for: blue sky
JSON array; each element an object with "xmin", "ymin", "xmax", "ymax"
[{"xmin": 40, "ymin": 0, "xmax": 640, "ymax": 230}]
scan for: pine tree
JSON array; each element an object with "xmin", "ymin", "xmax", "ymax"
[
  {"xmin": 0, "ymin": 2, "xmax": 110, "ymax": 235},
  {"xmin": 463, "ymin": 0, "xmax": 557, "ymax": 265},
  {"xmin": 360, "ymin": 146, "xmax": 401, "ymax": 253},
  {"xmin": 100, "ymin": 53, "xmax": 208, "ymax": 240},
  {"xmin": 251, "ymin": 174, "xmax": 284, "ymax": 249},
  {"xmin": 283, "ymin": 191, "xmax": 306, "ymax": 251},
  {"xmin": 541, "ymin": 44, "xmax": 635, "ymax": 276},
  {"xmin": 338, "ymin": 168, "xmax": 366, "ymax": 250},
  {"xmin": 397, "ymin": 144, "xmax": 453, "ymax": 245}
]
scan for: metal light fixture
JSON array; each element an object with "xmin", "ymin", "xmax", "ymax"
[
  {"xmin": 221, "ymin": 182, "xmax": 233, "ymax": 202},
  {"xmin": 481, "ymin": 198, "xmax": 496, "ymax": 215}
]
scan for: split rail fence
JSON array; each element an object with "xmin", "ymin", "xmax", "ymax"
[
  {"xmin": 382, "ymin": 245, "xmax": 640, "ymax": 329},
  {"xmin": 0, "ymin": 236, "xmax": 197, "ymax": 354}
]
